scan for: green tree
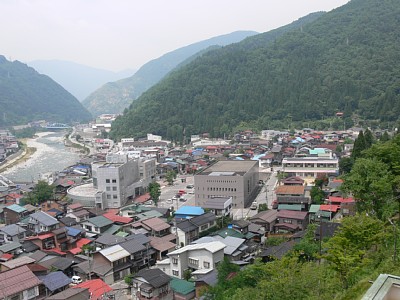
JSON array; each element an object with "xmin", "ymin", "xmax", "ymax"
[
  {"xmin": 310, "ymin": 186, "xmax": 325, "ymax": 204},
  {"xmin": 380, "ymin": 131, "xmax": 390, "ymax": 142},
  {"xmin": 339, "ymin": 157, "xmax": 354, "ymax": 174},
  {"xmin": 293, "ymin": 223, "xmax": 319, "ymax": 261},
  {"xmin": 25, "ymin": 180, "xmax": 54, "ymax": 205},
  {"xmin": 258, "ymin": 203, "xmax": 268, "ymax": 212},
  {"xmin": 148, "ymin": 182, "xmax": 161, "ymax": 206},
  {"xmin": 364, "ymin": 128, "xmax": 374, "ymax": 149},
  {"xmin": 342, "ymin": 158, "xmax": 395, "ymax": 220},
  {"xmin": 351, "ymin": 131, "xmax": 366, "ymax": 160},
  {"xmin": 165, "ymin": 170, "xmax": 176, "ymax": 186}
]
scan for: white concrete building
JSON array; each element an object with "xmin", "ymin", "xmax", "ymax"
[{"xmin": 156, "ymin": 241, "xmax": 225, "ymax": 279}]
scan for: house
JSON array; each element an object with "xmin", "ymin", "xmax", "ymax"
[
  {"xmin": 46, "ymin": 287, "xmax": 90, "ymax": 300},
  {"xmin": 149, "ymin": 235, "xmax": 176, "ymax": 261},
  {"xmin": 38, "ymin": 271, "xmax": 71, "ymax": 297},
  {"xmin": 52, "ymin": 227, "xmax": 71, "ymax": 252},
  {"xmin": 157, "ymin": 241, "xmax": 225, "ymax": 279},
  {"xmin": 0, "ymin": 241, "xmax": 23, "ymax": 257},
  {"xmin": 0, "ymin": 224, "xmax": 26, "ymax": 244},
  {"xmin": 3, "ymin": 204, "xmax": 29, "ymax": 225},
  {"xmin": 202, "ymin": 196, "xmax": 232, "ymax": 217},
  {"xmin": 0, "ymin": 265, "xmax": 42, "ymax": 300},
  {"xmin": 193, "ymin": 236, "xmax": 248, "ymax": 261},
  {"xmin": 28, "ymin": 211, "xmax": 60, "ymax": 233},
  {"xmin": 131, "ymin": 268, "xmax": 172, "ymax": 300},
  {"xmin": 249, "ymin": 210, "xmax": 278, "ymax": 233},
  {"xmin": 72, "ymin": 279, "xmax": 113, "ymax": 300},
  {"xmin": 134, "ymin": 217, "xmax": 171, "ymax": 237},
  {"xmin": 260, "ymin": 240, "xmax": 297, "ymax": 262},
  {"xmin": 92, "ymin": 244, "xmax": 131, "ymax": 284},
  {"xmin": 65, "ymin": 208, "xmax": 90, "ymax": 223},
  {"xmin": 275, "ymin": 210, "xmax": 309, "ymax": 233},
  {"xmin": 102, "ymin": 212, "xmax": 133, "ymax": 225},
  {"xmin": 282, "ymin": 176, "xmax": 304, "ymax": 186},
  {"xmin": 361, "ymin": 273, "xmax": 400, "ymax": 299},
  {"xmin": 80, "ymin": 216, "xmax": 113, "ymax": 235},
  {"xmin": 25, "ymin": 233, "xmax": 56, "ymax": 250},
  {"xmin": 174, "ymin": 206, "xmax": 205, "ymax": 221},
  {"xmin": 194, "ymin": 270, "xmax": 217, "ymax": 299},
  {"xmin": 176, "ymin": 212, "xmax": 216, "ymax": 246},
  {"xmin": 119, "ymin": 234, "xmax": 154, "ymax": 273},
  {"xmin": 170, "ymin": 277, "xmax": 196, "ymax": 300},
  {"xmin": 0, "ymin": 256, "xmax": 36, "ymax": 271},
  {"xmin": 275, "ymin": 185, "xmax": 309, "ymax": 211}
]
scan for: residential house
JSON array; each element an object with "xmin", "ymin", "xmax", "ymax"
[
  {"xmin": 193, "ymin": 236, "xmax": 248, "ymax": 261},
  {"xmin": 102, "ymin": 212, "xmax": 133, "ymax": 225},
  {"xmin": 156, "ymin": 241, "xmax": 225, "ymax": 279},
  {"xmin": 131, "ymin": 268, "xmax": 172, "ymax": 300},
  {"xmin": 176, "ymin": 212, "xmax": 216, "ymax": 247},
  {"xmin": 275, "ymin": 210, "xmax": 309, "ymax": 233},
  {"xmin": 249, "ymin": 210, "xmax": 278, "ymax": 233},
  {"xmin": 92, "ymin": 244, "xmax": 131, "ymax": 284},
  {"xmin": 72, "ymin": 279, "xmax": 113, "ymax": 300},
  {"xmin": 170, "ymin": 277, "xmax": 196, "ymax": 300},
  {"xmin": 65, "ymin": 208, "xmax": 90, "ymax": 223},
  {"xmin": 46, "ymin": 287, "xmax": 90, "ymax": 300},
  {"xmin": 275, "ymin": 185, "xmax": 309, "ymax": 211},
  {"xmin": 194, "ymin": 270, "xmax": 217, "ymax": 299},
  {"xmin": 0, "ymin": 256, "xmax": 36, "ymax": 271},
  {"xmin": 120, "ymin": 234, "xmax": 154, "ymax": 273},
  {"xmin": 80, "ymin": 216, "xmax": 113, "ymax": 235},
  {"xmin": 52, "ymin": 227, "xmax": 71, "ymax": 252},
  {"xmin": 282, "ymin": 176, "xmax": 304, "ymax": 186},
  {"xmin": 134, "ymin": 217, "xmax": 171, "ymax": 237},
  {"xmin": 38, "ymin": 271, "xmax": 71, "ymax": 297},
  {"xmin": 0, "ymin": 241, "xmax": 23, "ymax": 257},
  {"xmin": 28, "ymin": 211, "xmax": 60, "ymax": 233},
  {"xmin": 174, "ymin": 206, "xmax": 204, "ymax": 221},
  {"xmin": 0, "ymin": 265, "xmax": 42, "ymax": 300},
  {"xmin": 260, "ymin": 240, "xmax": 297, "ymax": 262},
  {"xmin": 3, "ymin": 204, "xmax": 29, "ymax": 225},
  {"xmin": 25, "ymin": 233, "xmax": 56, "ymax": 250},
  {"xmin": 0, "ymin": 224, "xmax": 26, "ymax": 244},
  {"xmin": 202, "ymin": 196, "xmax": 232, "ymax": 217}
]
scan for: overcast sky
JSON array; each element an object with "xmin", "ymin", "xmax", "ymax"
[{"xmin": 1, "ymin": 0, "xmax": 350, "ymax": 72}]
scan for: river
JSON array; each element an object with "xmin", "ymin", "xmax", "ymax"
[{"xmin": 1, "ymin": 131, "xmax": 81, "ymax": 183}]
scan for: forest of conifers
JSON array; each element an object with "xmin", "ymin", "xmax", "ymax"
[{"xmin": 110, "ymin": 0, "xmax": 400, "ymax": 142}]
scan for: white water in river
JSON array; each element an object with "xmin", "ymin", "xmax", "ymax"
[{"xmin": 1, "ymin": 131, "xmax": 81, "ymax": 182}]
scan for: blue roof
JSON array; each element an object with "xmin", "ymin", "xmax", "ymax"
[
  {"xmin": 66, "ymin": 226, "xmax": 82, "ymax": 237},
  {"xmin": 166, "ymin": 161, "xmax": 178, "ymax": 167},
  {"xmin": 192, "ymin": 150, "xmax": 203, "ymax": 156},
  {"xmin": 235, "ymin": 157, "xmax": 244, "ymax": 160},
  {"xmin": 38, "ymin": 271, "xmax": 71, "ymax": 292},
  {"xmin": 251, "ymin": 154, "xmax": 264, "ymax": 161},
  {"xmin": 175, "ymin": 206, "xmax": 204, "ymax": 216}
]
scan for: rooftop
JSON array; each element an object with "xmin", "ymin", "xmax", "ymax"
[
  {"xmin": 5, "ymin": 204, "xmax": 27, "ymax": 213},
  {"xmin": 135, "ymin": 268, "xmax": 171, "ymax": 288},
  {"xmin": 86, "ymin": 215, "xmax": 113, "ymax": 228},
  {"xmin": 275, "ymin": 185, "xmax": 305, "ymax": 195},
  {"xmin": 29, "ymin": 211, "xmax": 59, "ymax": 226},
  {"xmin": 0, "ymin": 255, "xmax": 35, "ymax": 269},
  {"xmin": 0, "ymin": 223, "xmax": 26, "ymax": 236},
  {"xmin": 169, "ymin": 241, "xmax": 225, "ymax": 255},
  {"xmin": 38, "ymin": 271, "xmax": 71, "ymax": 292},
  {"xmin": 198, "ymin": 160, "xmax": 258, "ymax": 176},
  {"xmin": 0, "ymin": 265, "xmax": 42, "ymax": 297},
  {"xmin": 99, "ymin": 244, "xmax": 130, "ymax": 262},
  {"xmin": 73, "ymin": 279, "xmax": 113, "ymax": 300}
]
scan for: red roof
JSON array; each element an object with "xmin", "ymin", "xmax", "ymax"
[
  {"xmin": 277, "ymin": 210, "xmax": 308, "ymax": 220},
  {"xmin": 73, "ymin": 279, "xmax": 112, "ymax": 300},
  {"xmin": 68, "ymin": 238, "xmax": 92, "ymax": 255},
  {"xmin": 328, "ymin": 196, "xmax": 354, "ymax": 204},
  {"xmin": 0, "ymin": 265, "xmax": 42, "ymax": 297},
  {"xmin": 68, "ymin": 203, "xmax": 83, "ymax": 210},
  {"xmin": 25, "ymin": 233, "xmax": 54, "ymax": 240},
  {"xmin": 103, "ymin": 212, "xmax": 133, "ymax": 224},
  {"xmin": 319, "ymin": 204, "xmax": 341, "ymax": 212},
  {"xmin": 134, "ymin": 193, "xmax": 150, "ymax": 204},
  {"xmin": 0, "ymin": 253, "xmax": 13, "ymax": 261},
  {"xmin": 43, "ymin": 248, "xmax": 67, "ymax": 256},
  {"xmin": 6, "ymin": 193, "xmax": 21, "ymax": 199}
]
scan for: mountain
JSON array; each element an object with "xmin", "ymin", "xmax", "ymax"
[
  {"xmin": 0, "ymin": 56, "xmax": 92, "ymax": 127},
  {"xmin": 82, "ymin": 31, "xmax": 258, "ymax": 117},
  {"xmin": 109, "ymin": 11, "xmax": 333, "ymax": 140},
  {"xmin": 28, "ymin": 60, "xmax": 135, "ymax": 101}
]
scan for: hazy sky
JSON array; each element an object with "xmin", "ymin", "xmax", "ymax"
[{"xmin": 1, "ymin": 0, "xmax": 350, "ymax": 72}]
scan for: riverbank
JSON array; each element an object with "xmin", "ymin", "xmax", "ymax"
[{"xmin": 0, "ymin": 140, "xmax": 37, "ymax": 173}]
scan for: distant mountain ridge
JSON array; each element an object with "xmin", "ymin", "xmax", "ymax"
[
  {"xmin": 82, "ymin": 31, "xmax": 258, "ymax": 117},
  {"xmin": 28, "ymin": 60, "xmax": 135, "ymax": 101},
  {"xmin": 0, "ymin": 56, "xmax": 92, "ymax": 127},
  {"xmin": 110, "ymin": 0, "xmax": 400, "ymax": 142}
]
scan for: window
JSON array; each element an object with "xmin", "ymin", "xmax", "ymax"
[
  {"xmin": 106, "ymin": 194, "xmax": 111, "ymax": 199},
  {"xmin": 106, "ymin": 179, "xmax": 110, "ymax": 183},
  {"xmin": 112, "ymin": 179, "xmax": 117, "ymax": 183},
  {"xmin": 203, "ymin": 261, "xmax": 210, "ymax": 268},
  {"xmin": 172, "ymin": 258, "xmax": 178, "ymax": 264},
  {"xmin": 112, "ymin": 186, "xmax": 117, "ymax": 191},
  {"xmin": 106, "ymin": 187, "xmax": 111, "ymax": 191},
  {"xmin": 113, "ymin": 195, "xmax": 118, "ymax": 199},
  {"xmin": 189, "ymin": 258, "xmax": 199, "ymax": 266},
  {"xmin": 27, "ymin": 287, "xmax": 36, "ymax": 299},
  {"xmin": 172, "ymin": 270, "xmax": 179, "ymax": 276}
]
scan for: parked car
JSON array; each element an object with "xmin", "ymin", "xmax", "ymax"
[
  {"xmin": 250, "ymin": 201, "xmax": 258, "ymax": 210},
  {"xmin": 186, "ymin": 184, "xmax": 194, "ymax": 189},
  {"xmin": 178, "ymin": 190, "xmax": 186, "ymax": 195},
  {"xmin": 179, "ymin": 198, "xmax": 187, "ymax": 202},
  {"xmin": 71, "ymin": 275, "xmax": 82, "ymax": 285},
  {"xmin": 166, "ymin": 199, "xmax": 173, "ymax": 204}
]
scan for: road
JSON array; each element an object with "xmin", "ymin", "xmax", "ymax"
[{"xmin": 157, "ymin": 175, "xmax": 196, "ymax": 211}]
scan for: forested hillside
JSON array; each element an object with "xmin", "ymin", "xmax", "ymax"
[
  {"xmin": 110, "ymin": 0, "xmax": 400, "ymax": 142},
  {"xmin": 82, "ymin": 31, "xmax": 258, "ymax": 117},
  {"xmin": 0, "ymin": 56, "xmax": 92, "ymax": 126}
]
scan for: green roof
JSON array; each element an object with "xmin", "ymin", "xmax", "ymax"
[
  {"xmin": 6, "ymin": 204, "xmax": 27, "ymax": 213},
  {"xmin": 278, "ymin": 204, "xmax": 302, "ymax": 211},
  {"xmin": 88, "ymin": 216, "xmax": 113, "ymax": 227},
  {"xmin": 309, "ymin": 204, "xmax": 321, "ymax": 213},
  {"xmin": 215, "ymin": 228, "xmax": 245, "ymax": 239},
  {"xmin": 103, "ymin": 224, "xmax": 121, "ymax": 235},
  {"xmin": 316, "ymin": 210, "xmax": 331, "ymax": 218},
  {"xmin": 135, "ymin": 210, "xmax": 162, "ymax": 221},
  {"xmin": 115, "ymin": 231, "xmax": 129, "ymax": 237},
  {"xmin": 170, "ymin": 278, "xmax": 195, "ymax": 295}
]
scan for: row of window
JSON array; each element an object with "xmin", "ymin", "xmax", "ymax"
[
  {"xmin": 105, "ymin": 179, "xmax": 117, "ymax": 183},
  {"xmin": 205, "ymin": 180, "xmax": 238, "ymax": 183},
  {"xmin": 207, "ymin": 187, "xmax": 237, "ymax": 192},
  {"xmin": 106, "ymin": 186, "xmax": 118, "ymax": 191}
]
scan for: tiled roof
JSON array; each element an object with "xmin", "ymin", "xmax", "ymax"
[
  {"xmin": 120, "ymin": 238, "xmax": 146, "ymax": 254},
  {"xmin": 5, "ymin": 204, "xmax": 27, "ymax": 213},
  {"xmin": 29, "ymin": 211, "xmax": 59, "ymax": 226},
  {"xmin": 0, "ymin": 241, "xmax": 22, "ymax": 253},
  {"xmin": 170, "ymin": 277, "xmax": 195, "ymax": 295},
  {"xmin": 149, "ymin": 236, "xmax": 176, "ymax": 252},
  {"xmin": 66, "ymin": 226, "xmax": 83, "ymax": 237},
  {"xmin": 141, "ymin": 217, "xmax": 170, "ymax": 232},
  {"xmin": 103, "ymin": 212, "xmax": 133, "ymax": 224},
  {"xmin": 73, "ymin": 279, "xmax": 113, "ymax": 300},
  {"xmin": 95, "ymin": 233, "xmax": 126, "ymax": 246},
  {"xmin": 0, "ymin": 223, "xmax": 26, "ymax": 236},
  {"xmin": 46, "ymin": 287, "xmax": 90, "ymax": 300},
  {"xmin": 275, "ymin": 185, "xmax": 305, "ymax": 195},
  {"xmin": 169, "ymin": 241, "xmax": 225, "ymax": 255},
  {"xmin": 86, "ymin": 216, "xmax": 113, "ymax": 228},
  {"xmin": 103, "ymin": 224, "xmax": 121, "ymax": 235},
  {"xmin": 277, "ymin": 210, "xmax": 308, "ymax": 220},
  {"xmin": 25, "ymin": 233, "xmax": 54, "ymax": 241},
  {"xmin": 99, "ymin": 245, "xmax": 130, "ymax": 262},
  {"xmin": 0, "ymin": 265, "xmax": 42, "ymax": 297},
  {"xmin": 176, "ymin": 212, "xmax": 216, "ymax": 232},
  {"xmin": 68, "ymin": 238, "xmax": 92, "ymax": 255},
  {"xmin": 319, "ymin": 204, "xmax": 341, "ymax": 212},
  {"xmin": 1, "ymin": 256, "xmax": 35, "ymax": 270},
  {"xmin": 67, "ymin": 203, "xmax": 83, "ymax": 210},
  {"xmin": 38, "ymin": 271, "xmax": 71, "ymax": 292},
  {"xmin": 250, "ymin": 210, "xmax": 278, "ymax": 223},
  {"xmin": 135, "ymin": 268, "xmax": 171, "ymax": 288}
]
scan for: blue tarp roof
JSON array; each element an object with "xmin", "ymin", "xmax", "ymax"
[
  {"xmin": 235, "ymin": 157, "xmax": 244, "ymax": 160},
  {"xmin": 192, "ymin": 150, "xmax": 203, "ymax": 156},
  {"xmin": 175, "ymin": 206, "xmax": 204, "ymax": 216},
  {"xmin": 251, "ymin": 154, "xmax": 264, "ymax": 161},
  {"xmin": 166, "ymin": 161, "xmax": 179, "ymax": 167},
  {"xmin": 66, "ymin": 226, "xmax": 82, "ymax": 237}
]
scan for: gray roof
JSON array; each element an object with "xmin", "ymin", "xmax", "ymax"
[
  {"xmin": 29, "ymin": 250, "xmax": 48, "ymax": 262},
  {"xmin": 0, "ymin": 241, "xmax": 21, "ymax": 253},
  {"xmin": 203, "ymin": 197, "xmax": 231, "ymax": 210},
  {"xmin": 193, "ymin": 236, "xmax": 246, "ymax": 256},
  {"xmin": 120, "ymin": 239, "xmax": 146, "ymax": 254},
  {"xmin": 46, "ymin": 287, "xmax": 90, "ymax": 300},
  {"xmin": 21, "ymin": 240, "xmax": 40, "ymax": 253},
  {"xmin": 86, "ymin": 216, "xmax": 113, "ymax": 228},
  {"xmin": 38, "ymin": 271, "xmax": 71, "ymax": 292},
  {"xmin": 73, "ymin": 260, "xmax": 112, "ymax": 276},
  {"xmin": 135, "ymin": 268, "xmax": 171, "ymax": 288},
  {"xmin": 195, "ymin": 270, "xmax": 218, "ymax": 286},
  {"xmin": 29, "ymin": 211, "xmax": 59, "ymax": 226},
  {"xmin": 51, "ymin": 257, "xmax": 76, "ymax": 271},
  {"xmin": 95, "ymin": 233, "xmax": 126, "ymax": 246},
  {"xmin": 176, "ymin": 212, "xmax": 216, "ymax": 233},
  {"xmin": 198, "ymin": 160, "xmax": 258, "ymax": 176},
  {"xmin": 0, "ymin": 224, "xmax": 26, "ymax": 236}
]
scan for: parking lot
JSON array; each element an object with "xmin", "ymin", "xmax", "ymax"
[{"xmin": 157, "ymin": 175, "xmax": 196, "ymax": 210}]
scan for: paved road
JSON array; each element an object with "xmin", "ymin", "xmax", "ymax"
[{"xmin": 157, "ymin": 175, "xmax": 196, "ymax": 210}]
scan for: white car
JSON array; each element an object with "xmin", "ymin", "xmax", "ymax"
[
  {"xmin": 71, "ymin": 275, "xmax": 82, "ymax": 285},
  {"xmin": 166, "ymin": 199, "xmax": 173, "ymax": 204}
]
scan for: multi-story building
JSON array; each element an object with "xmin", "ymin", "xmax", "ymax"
[
  {"xmin": 194, "ymin": 160, "xmax": 259, "ymax": 208},
  {"xmin": 282, "ymin": 148, "xmax": 339, "ymax": 179}
]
